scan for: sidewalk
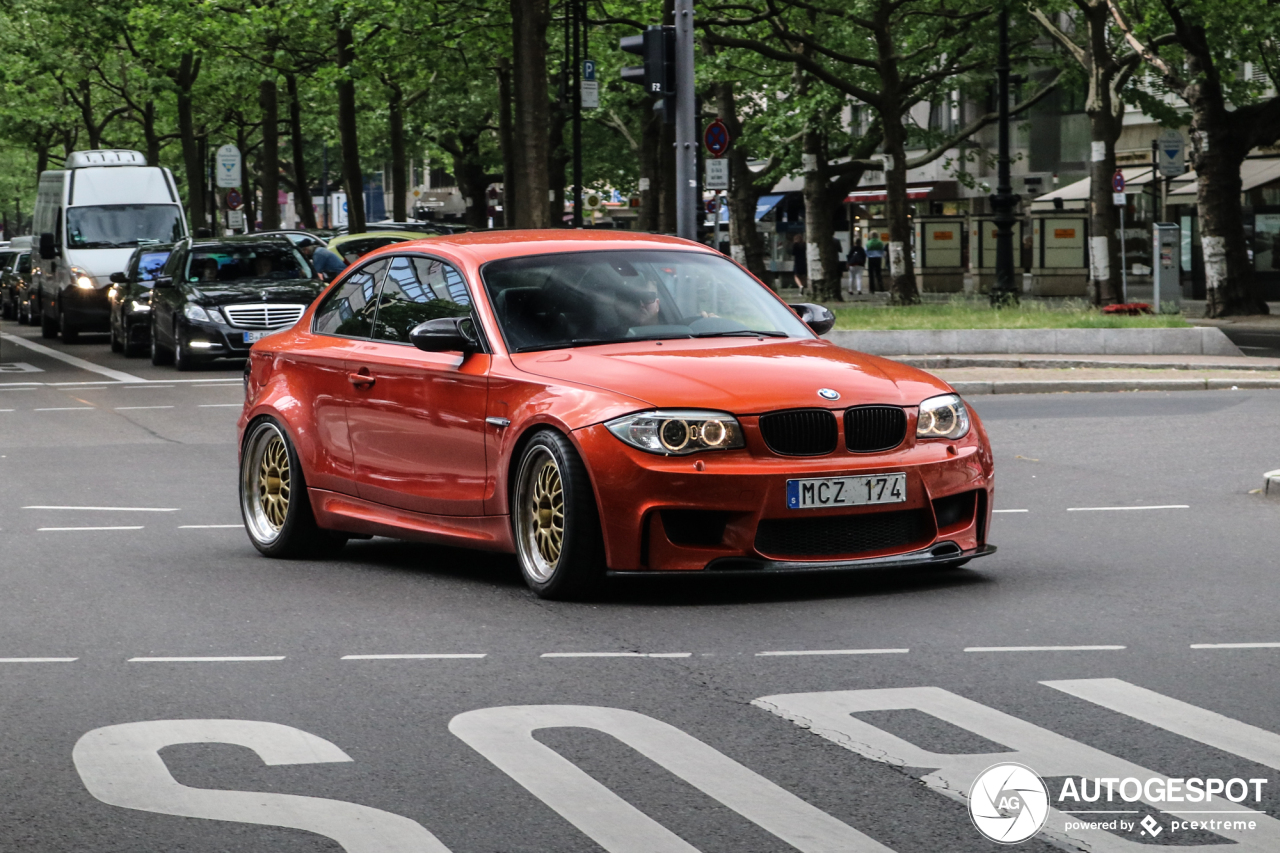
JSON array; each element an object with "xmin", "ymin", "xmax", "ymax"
[{"xmin": 892, "ymin": 353, "xmax": 1280, "ymax": 395}]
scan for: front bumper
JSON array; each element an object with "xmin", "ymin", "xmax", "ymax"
[
  {"xmin": 59, "ymin": 287, "xmax": 111, "ymax": 330},
  {"xmin": 178, "ymin": 316, "xmax": 279, "ymax": 359},
  {"xmin": 574, "ymin": 418, "xmax": 994, "ymax": 572},
  {"xmin": 609, "ymin": 543, "xmax": 996, "ymax": 576}
]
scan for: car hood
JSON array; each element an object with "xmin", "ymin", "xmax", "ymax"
[
  {"xmin": 187, "ymin": 279, "xmax": 323, "ymax": 305},
  {"xmin": 510, "ymin": 337, "xmax": 951, "ymax": 414}
]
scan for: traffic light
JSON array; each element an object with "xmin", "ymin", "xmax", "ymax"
[{"xmin": 620, "ymin": 25, "xmax": 675, "ymax": 121}]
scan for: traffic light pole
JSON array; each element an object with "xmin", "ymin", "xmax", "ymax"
[{"xmin": 674, "ymin": 0, "xmax": 696, "ymax": 241}]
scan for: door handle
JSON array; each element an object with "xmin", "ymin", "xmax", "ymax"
[{"xmin": 347, "ymin": 370, "xmax": 375, "ymax": 388}]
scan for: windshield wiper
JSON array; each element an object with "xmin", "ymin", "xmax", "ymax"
[
  {"xmin": 691, "ymin": 329, "xmax": 789, "ymax": 338},
  {"xmin": 515, "ymin": 334, "xmax": 695, "ymax": 353}
]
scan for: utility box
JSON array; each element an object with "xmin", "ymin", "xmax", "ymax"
[
  {"xmin": 1029, "ymin": 215, "xmax": 1089, "ymax": 296},
  {"xmin": 1152, "ymin": 223, "xmax": 1181, "ymax": 313},
  {"xmin": 914, "ymin": 217, "xmax": 966, "ymax": 292}
]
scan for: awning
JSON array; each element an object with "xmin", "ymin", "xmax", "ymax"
[
  {"xmin": 755, "ymin": 194, "xmax": 785, "ymax": 220},
  {"xmin": 1169, "ymin": 157, "xmax": 1280, "ymax": 196},
  {"xmin": 844, "ymin": 186, "xmax": 933, "ymax": 203},
  {"xmin": 1031, "ymin": 167, "xmax": 1184, "ymax": 204}
]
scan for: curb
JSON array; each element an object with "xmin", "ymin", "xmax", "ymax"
[
  {"xmin": 825, "ymin": 326, "xmax": 1242, "ymax": 357},
  {"xmin": 895, "ymin": 355, "xmax": 1280, "ymax": 372},
  {"xmin": 952, "ymin": 377, "xmax": 1280, "ymax": 395}
]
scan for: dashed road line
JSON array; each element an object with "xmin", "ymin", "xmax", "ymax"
[
  {"xmin": 0, "ymin": 657, "xmax": 78, "ymax": 663},
  {"xmin": 197, "ymin": 403, "xmax": 241, "ymax": 408},
  {"xmin": 1066, "ymin": 505, "xmax": 1189, "ymax": 512},
  {"xmin": 24, "ymin": 505, "xmax": 179, "ymax": 512},
  {"xmin": 756, "ymin": 648, "xmax": 909, "ymax": 656},
  {"xmin": 964, "ymin": 645, "xmax": 1125, "ymax": 652},
  {"xmin": 128, "ymin": 656, "xmax": 285, "ymax": 663},
  {"xmin": 1189, "ymin": 642, "xmax": 1280, "ymax": 649},
  {"xmin": 38, "ymin": 526, "xmax": 144, "ymax": 532},
  {"xmin": 179, "ymin": 524, "xmax": 241, "ymax": 529},
  {"xmin": 113, "ymin": 405, "xmax": 175, "ymax": 410},
  {"xmin": 993, "ymin": 509, "xmax": 1028, "ymax": 513},
  {"xmin": 342, "ymin": 653, "xmax": 488, "ymax": 660},
  {"xmin": 34, "ymin": 406, "xmax": 94, "ymax": 412},
  {"xmin": 541, "ymin": 652, "xmax": 692, "ymax": 658}
]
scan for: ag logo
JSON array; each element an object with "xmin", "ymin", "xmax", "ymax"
[{"xmin": 969, "ymin": 762, "xmax": 1050, "ymax": 844}]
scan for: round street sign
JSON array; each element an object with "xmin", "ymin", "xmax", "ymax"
[
  {"xmin": 584, "ymin": 193, "xmax": 602, "ymax": 210},
  {"xmin": 706, "ymin": 197, "xmax": 719, "ymax": 214},
  {"xmin": 704, "ymin": 119, "xmax": 731, "ymax": 157},
  {"xmin": 1112, "ymin": 170, "xmax": 1126, "ymax": 193},
  {"xmin": 225, "ymin": 188, "xmax": 243, "ymax": 210}
]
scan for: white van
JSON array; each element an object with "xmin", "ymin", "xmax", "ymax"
[{"xmin": 32, "ymin": 149, "xmax": 188, "ymax": 342}]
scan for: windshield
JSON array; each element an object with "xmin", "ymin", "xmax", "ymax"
[
  {"xmin": 482, "ymin": 249, "xmax": 812, "ymax": 353},
  {"xmin": 66, "ymin": 205, "xmax": 185, "ymax": 249},
  {"xmin": 184, "ymin": 244, "xmax": 310, "ymax": 283}
]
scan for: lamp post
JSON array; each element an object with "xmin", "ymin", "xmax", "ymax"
[{"xmin": 989, "ymin": 5, "xmax": 1020, "ymax": 306}]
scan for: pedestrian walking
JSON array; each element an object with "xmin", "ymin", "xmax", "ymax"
[
  {"xmin": 300, "ymin": 242, "xmax": 347, "ymax": 281},
  {"xmin": 847, "ymin": 238, "xmax": 867, "ymax": 295},
  {"xmin": 790, "ymin": 233, "xmax": 807, "ymax": 291},
  {"xmin": 865, "ymin": 232, "xmax": 885, "ymax": 293}
]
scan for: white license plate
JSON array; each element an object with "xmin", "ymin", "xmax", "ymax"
[
  {"xmin": 243, "ymin": 331, "xmax": 271, "ymax": 343},
  {"xmin": 786, "ymin": 473, "xmax": 907, "ymax": 509}
]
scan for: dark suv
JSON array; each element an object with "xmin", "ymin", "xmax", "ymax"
[{"xmin": 148, "ymin": 235, "xmax": 324, "ymax": 370}]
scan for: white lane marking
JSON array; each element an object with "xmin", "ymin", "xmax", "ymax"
[
  {"xmin": 119, "ymin": 385, "xmax": 174, "ymax": 389},
  {"xmin": 0, "ymin": 409, "xmax": 12, "ymax": 412},
  {"xmin": 964, "ymin": 645, "xmax": 1125, "ymax": 652},
  {"xmin": 1190, "ymin": 642, "xmax": 1280, "ymax": 649},
  {"xmin": 34, "ymin": 406, "xmax": 95, "ymax": 411},
  {"xmin": 342, "ymin": 653, "xmax": 487, "ymax": 660},
  {"xmin": 992, "ymin": 509, "xmax": 1028, "ymax": 513},
  {"xmin": 1066, "ymin": 504, "xmax": 1189, "ymax": 511},
  {"xmin": 128, "ymin": 656, "xmax": 285, "ymax": 663},
  {"xmin": 39, "ymin": 526, "xmax": 144, "ymax": 532},
  {"xmin": 197, "ymin": 403, "xmax": 241, "ymax": 408},
  {"xmin": 179, "ymin": 524, "xmax": 242, "ymax": 529},
  {"xmin": 0, "ymin": 332, "xmax": 146, "ymax": 383},
  {"xmin": 25, "ymin": 505, "xmax": 179, "ymax": 511},
  {"xmin": 540, "ymin": 652, "xmax": 692, "ymax": 658},
  {"xmin": 0, "ymin": 657, "xmax": 78, "ymax": 663},
  {"xmin": 0, "ymin": 386, "xmax": 39, "ymax": 390},
  {"xmin": 74, "ymin": 720, "xmax": 451, "ymax": 853},
  {"xmin": 756, "ymin": 687, "xmax": 1280, "ymax": 851},
  {"xmin": 756, "ymin": 648, "xmax": 909, "ymax": 656},
  {"xmin": 1043, "ymin": 678, "xmax": 1280, "ymax": 770},
  {"xmin": 451, "ymin": 705, "xmax": 894, "ymax": 853},
  {"xmin": 114, "ymin": 405, "xmax": 175, "ymax": 411}
]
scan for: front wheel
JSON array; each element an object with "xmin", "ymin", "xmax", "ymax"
[
  {"xmin": 173, "ymin": 329, "xmax": 197, "ymax": 371},
  {"xmin": 150, "ymin": 318, "xmax": 173, "ymax": 365},
  {"xmin": 240, "ymin": 417, "xmax": 346, "ymax": 558},
  {"xmin": 511, "ymin": 431, "xmax": 605, "ymax": 599},
  {"xmin": 58, "ymin": 308, "xmax": 79, "ymax": 343},
  {"xmin": 40, "ymin": 305, "xmax": 57, "ymax": 338}
]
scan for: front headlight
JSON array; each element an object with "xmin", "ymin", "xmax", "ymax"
[
  {"xmin": 128, "ymin": 299, "xmax": 151, "ymax": 314},
  {"xmin": 917, "ymin": 394, "xmax": 970, "ymax": 440},
  {"xmin": 74, "ymin": 273, "xmax": 95, "ymax": 289},
  {"xmin": 606, "ymin": 409, "xmax": 745, "ymax": 456},
  {"xmin": 183, "ymin": 303, "xmax": 211, "ymax": 322}
]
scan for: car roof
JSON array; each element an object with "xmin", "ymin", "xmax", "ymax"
[
  {"xmin": 330, "ymin": 231, "xmax": 423, "ymax": 244},
  {"xmin": 352, "ymin": 229, "xmax": 717, "ymax": 266},
  {"xmin": 182, "ymin": 235, "xmax": 296, "ymax": 249}
]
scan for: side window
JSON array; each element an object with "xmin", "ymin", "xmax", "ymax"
[
  {"xmin": 18, "ymin": 254, "xmax": 31, "ymax": 275},
  {"xmin": 312, "ymin": 258, "xmax": 389, "ymax": 338},
  {"xmin": 162, "ymin": 248, "xmax": 185, "ymax": 277},
  {"xmin": 370, "ymin": 255, "xmax": 472, "ymax": 343}
]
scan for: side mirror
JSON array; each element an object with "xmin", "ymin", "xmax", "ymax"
[
  {"xmin": 109, "ymin": 271, "xmax": 127, "ymax": 284},
  {"xmin": 39, "ymin": 232, "xmax": 57, "ymax": 259},
  {"xmin": 790, "ymin": 302, "xmax": 836, "ymax": 336},
  {"xmin": 409, "ymin": 316, "xmax": 479, "ymax": 353},
  {"xmin": 152, "ymin": 275, "xmax": 174, "ymax": 288}
]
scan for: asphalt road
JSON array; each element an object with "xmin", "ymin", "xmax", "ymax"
[{"xmin": 3, "ymin": 319, "xmax": 1280, "ymax": 852}]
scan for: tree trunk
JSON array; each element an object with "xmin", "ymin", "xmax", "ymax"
[
  {"xmin": 496, "ymin": 58, "xmax": 516, "ymax": 226},
  {"xmin": 336, "ymin": 25, "xmax": 366, "ymax": 233},
  {"xmin": 237, "ymin": 122, "xmax": 255, "ymax": 232},
  {"xmin": 548, "ymin": 100, "xmax": 568, "ymax": 226},
  {"xmin": 141, "ymin": 100, "xmax": 161, "ymax": 166},
  {"xmin": 175, "ymin": 53, "xmax": 204, "ymax": 232},
  {"xmin": 259, "ymin": 76, "xmax": 281, "ymax": 230},
  {"xmin": 637, "ymin": 108, "xmax": 660, "ymax": 232},
  {"xmin": 882, "ymin": 121, "xmax": 919, "ymax": 304},
  {"xmin": 802, "ymin": 129, "xmax": 842, "ymax": 302},
  {"xmin": 387, "ymin": 84, "xmax": 408, "ymax": 221},
  {"xmin": 658, "ymin": 119, "xmax": 676, "ymax": 233},
  {"xmin": 714, "ymin": 82, "xmax": 768, "ymax": 281},
  {"xmin": 1195, "ymin": 122, "xmax": 1261, "ymax": 315},
  {"xmin": 285, "ymin": 74, "xmax": 316, "ymax": 229},
  {"xmin": 1085, "ymin": 111, "xmax": 1123, "ymax": 305},
  {"xmin": 447, "ymin": 132, "xmax": 492, "ymax": 231},
  {"xmin": 77, "ymin": 79, "xmax": 101, "ymax": 149},
  {"xmin": 510, "ymin": 0, "xmax": 551, "ymax": 228}
]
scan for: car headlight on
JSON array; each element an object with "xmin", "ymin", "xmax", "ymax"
[
  {"xmin": 917, "ymin": 393, "xmax": 970, "ymax": 440},
  {"xmin": 183, "ymin": 303, "xmax": 211, "ymax": 322},
  {"xmin": 74, "ymin": 272, "xmax": 95, "ymax": 289},
  {"xmin": 606, "ymin": 409, "xmax": 745, "ymax": 456},
  {"xmin": 128, "ymin": 299, "xmax": 151, "ymax": 313}
]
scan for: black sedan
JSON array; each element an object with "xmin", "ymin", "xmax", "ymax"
[
  {"xmin": 107, "ymin": 244, "xmax": 173, "ymax": 357},
  {"xmin": 148, "ymin": 236, "xmax": 325, "ymax": 371}
]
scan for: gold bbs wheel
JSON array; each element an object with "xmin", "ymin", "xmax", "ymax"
[
  {"xmin": 241, "ymin": 420, "xmax": 294, "ymax": 546},
  {"xmin": 515, "ymin": 447, "xmax": 564, "ymax": 582},
  {"xmin": 257, "ymin": 434, "xmax": 291, "ymax": 529}
]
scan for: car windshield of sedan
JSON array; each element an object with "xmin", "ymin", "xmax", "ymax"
[
  {"xmin": 184, "ymin": 245, "xmax": 310, "ymax": 283},
  {"xmin": 482, "ymin": 250, "xmax": 812, "ymax": 352}
]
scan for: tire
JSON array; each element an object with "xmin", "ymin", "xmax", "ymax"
[
  {"xmin": 122, "ymin": 321, "xmax": 146, "ymax": 358},
  {"xmin": 1, "ymin": 298, "xmax": 13, "ymax": 321},
  {"xmin": 40, "ymin": 305, "xmax": 57, "ymax": 338},
  {"xmin": 109, "ymin": 319, "xmax": 123, "ymax": 352},
  {"xmin": 173, "ymin": 328, "xmax": 196, "ymax": 371},
  {"xmin": 240, "ymin": 417, "xmax": 347, "ymax": 558},
  {"xmin": 149, "ymin": 318, "xmax": 173, "ymax": 365},
  {"xmin": 58, "ymin": 308, "xmax": 78, "ymax": 343},
  {"xmin": 17, "ymin": 298, "xmax": 28, "ymax": 325},
  {"xmin": 511, "ymin": 430, "xmax": 606, "ymax": 599}
]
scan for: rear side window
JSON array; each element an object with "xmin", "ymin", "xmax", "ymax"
[
  {"xmin": 313, "ymin": 258, "xmax": 389, "ymax": 338},
  {"xmin": 370, "ymin": 255, "xmax": 472, "ymax": 343},
  {"xmin": 134, "ymin": 250, "xmax": 171, "ymax": 284}
]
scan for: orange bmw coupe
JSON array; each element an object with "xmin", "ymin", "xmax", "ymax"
[{"xmin": 238, "ymin": 231, "xmax": 995, "ymax": 598}]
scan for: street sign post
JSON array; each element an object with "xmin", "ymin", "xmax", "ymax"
[
  {"xmin": 703, "ymin": 119, "xmax": 730, "ymax": 157},
  {"xmin": 1156, "ymin": 129, "xmax": 1185, "ymax": 178},
  {"xmin": 705, "ymin": 158, "xmax": 729, "ymax": 190},
  {"xmin": 581, "ymin": 60, "xmax": 598, "ymax": 110},
  {"xmin": 215, "ymin": 144, "xmax": 241, "ymax": 189},
  {"xmin": 1113, "ymin": 170, "xmax": 1128, "ymax": 302}
]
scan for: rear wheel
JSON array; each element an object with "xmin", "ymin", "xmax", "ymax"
[
  {"xmin": 58, "ymin": 308, "xmax": 78, "ymax": 343},
  {"xmin": 109, "ymin": 318, "xmax": 123, "ymax": 352},
  {"xmin": 240, "ymin": 418, "xmax": 346, "ymax": 558},
  {"xmin": 1, "ymin": 297, "xmax": 13, "ymax": 320},
  {"xmin": 511, "ymin": 430, "xmax": 605, "ymax": 599},
  {"xmin": 122, "ymin": 320, "xmax": 146, "ymax": 358},
  {"xmin": 17, "ymin": 297, "xmax": 29, "ymax": 324},
  {"xmin": 40, "ymin": 304, "xmax": 57, "ymax": 338},
  {"xmin": 149, "ymin": 318, "xmax": 172, "ymax": 365}
]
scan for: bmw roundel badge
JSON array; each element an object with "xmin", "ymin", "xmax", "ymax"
[{"xmin": 817, "ymin": 388, "xmax": 840, "ymax": 401}]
